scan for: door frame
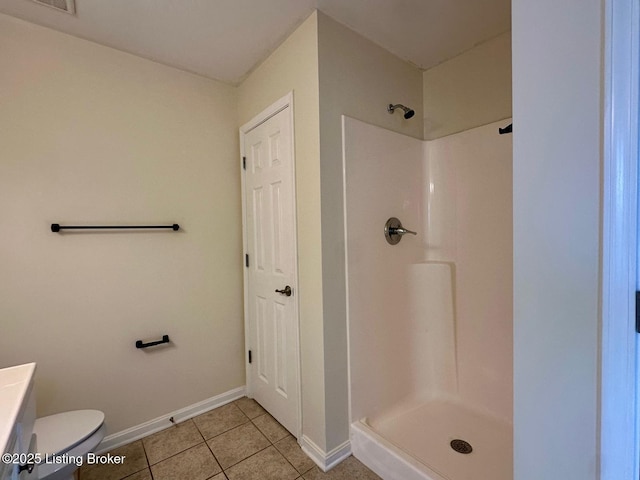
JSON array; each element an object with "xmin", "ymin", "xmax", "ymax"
[
  {"xmin": 601, "ymin": 0, "xmax": 639, "ymax": 478},
  {"xmin": 239, "ymin": 92, "xmax": 302, "ymax": 439}
]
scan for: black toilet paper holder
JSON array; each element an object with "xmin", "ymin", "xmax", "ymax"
[{"xmin": 136, "ymin": 335, "xmax": 170, "ymax": 349}]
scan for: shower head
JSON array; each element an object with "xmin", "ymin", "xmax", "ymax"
[{"xmin": 388, "ymin": 103, "xmax": 415, "ymax": 119}]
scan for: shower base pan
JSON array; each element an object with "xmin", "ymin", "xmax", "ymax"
[{"xmin": 350, "ymin": 399, "xmax": 512, "ymax": 480}]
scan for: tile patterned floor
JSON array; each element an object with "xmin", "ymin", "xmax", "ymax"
[{"xmin": 79, "ymin": 397, "xmax": 380, "ymax": 480}]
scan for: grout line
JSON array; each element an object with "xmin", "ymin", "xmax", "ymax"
[
  {"xmin": 192, "ymin": 417, "xmax": 207, "ymax": 443},
  {"xmin": 278, "ymin": 446, "xmax": 305, "ymax": 476},
  {"xmin": 146, "ymin": 440, "xmax": 205, "ymax": 467},
  {"xmin": 221, "ymin": 444, "xmax": 272, "ymax": 471},
  {"xmin": 110, "ymin": 399, "xmax": 320, "ymax": 480},
  {"xmin": 202, "ymin": 436, "xmax": 224, "ymax": 474},
  {"xmin": 198, "ymin": 418, "xmax": 252, "ymax": 442},
  {"xmin": 192, "ymin": 404, "xmax": 251, "ymax": 442},
  {"xmin": 139, "ymin": 435, "xmax": 153, "ymax": 479}
]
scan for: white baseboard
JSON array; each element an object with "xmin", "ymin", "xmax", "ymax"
[
  {"xmin": 299, "ymin": 435, "xmax": 351, "ymax": 472},
  {"xmin": 96, "ymin": 386, "xmax": 246, "ymax": 454}
]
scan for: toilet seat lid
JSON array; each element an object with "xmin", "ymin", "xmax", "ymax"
[{"xmin": 34, "ymin": 410, "xmax": 105, "ymax": 455}]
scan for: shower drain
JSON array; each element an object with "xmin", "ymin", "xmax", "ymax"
[{"xmin": 450, "ymin": 439, "xmax": 473, "ymax": 454}]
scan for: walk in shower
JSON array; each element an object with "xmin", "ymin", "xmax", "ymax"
[{"xmin": 343, "ymin": 116, "xmax": 512, "ymax": 480}]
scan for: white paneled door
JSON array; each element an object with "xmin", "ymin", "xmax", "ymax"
[{"xmin": 241, "ymin": 97, "xmax": 300, "ymax": 437}]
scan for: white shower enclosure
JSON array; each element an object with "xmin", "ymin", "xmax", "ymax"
[{"xmin": 343, "ymin": 116, "xmax": 513, "ymax": 480}]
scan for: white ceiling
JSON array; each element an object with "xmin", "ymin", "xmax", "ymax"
[{"xmin": 0, "ymin": 0, "xmax": 511, "ymax": 85}]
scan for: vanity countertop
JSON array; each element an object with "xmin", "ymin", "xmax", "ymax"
[{"xmin": 0, "ymin": 363, "xmax": 36, "ymax": 455}]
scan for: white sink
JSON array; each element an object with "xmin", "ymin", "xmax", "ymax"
[{"xmin": 0, "ymin": 363, "xmax": 36, "ymax": 456}]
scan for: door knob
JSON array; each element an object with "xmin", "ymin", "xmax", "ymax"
[{"xmin": 275, "ymin": 285, "xmax": 292, "ymax": 296}]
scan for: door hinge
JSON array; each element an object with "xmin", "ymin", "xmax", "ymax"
[
  {"xmin": 248, "ymin": 350, "xmax": 252, "ymax": 364},
  {"xmin": 242, "ymin": 156, "xmax": 246, "ymax": 170},
  {"xmin": 245, "ymin": 254, "xmax": 249, "ymax": 267},
  {"xmin": 636, "ymin": 292, "xmax": 640, "ymax": 333}
]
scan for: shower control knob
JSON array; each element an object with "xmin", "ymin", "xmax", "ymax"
[
  {"xmin": 390, "ymin": 227, "xmax": 417, "ymax": 236},
  {"xmin": 275, "ymin": 285, "xmax": 292, "ymax": 296},
  {"xmin": 384, "ymin": 217, "xmax": 418, "ymax": 245}
]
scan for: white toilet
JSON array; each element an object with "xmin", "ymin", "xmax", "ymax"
[{"xmin": 33, "ymin": 410, "xmax": 106, "ymax": 480}]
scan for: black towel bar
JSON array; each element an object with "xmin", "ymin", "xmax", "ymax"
[
  {"xmin": 51, "ymin": 224, "xmax": 179, "ymax": 232},
  {"xmin": 136, "ymin": 335, "xmax": 170, "ymax": 349}
]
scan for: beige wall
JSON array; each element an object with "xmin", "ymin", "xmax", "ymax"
[
  {"xmin": 237, "ymin": 12, "xmax": 326, "ymax": 449},
  {"xmin": 317, "ymin": 11, "xmax": 424, "ymax": 451},
  {"xmin": 1, "ymin": 7, "xmax": 515, "ymax": 461},
  {"xmin": 423, "ymin": 31, "xmax": 512, "ymax": 140},
  {"xmin": 238, "ymin": 11, "xmax": 424, "ymax": 453},
  {"xmin": 512, "ymin": 0, "xmax": 601, "ymax": 478},
  {"xmin": 0, "ymin": 14, "xmax": 243, "ymax": 434}
]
